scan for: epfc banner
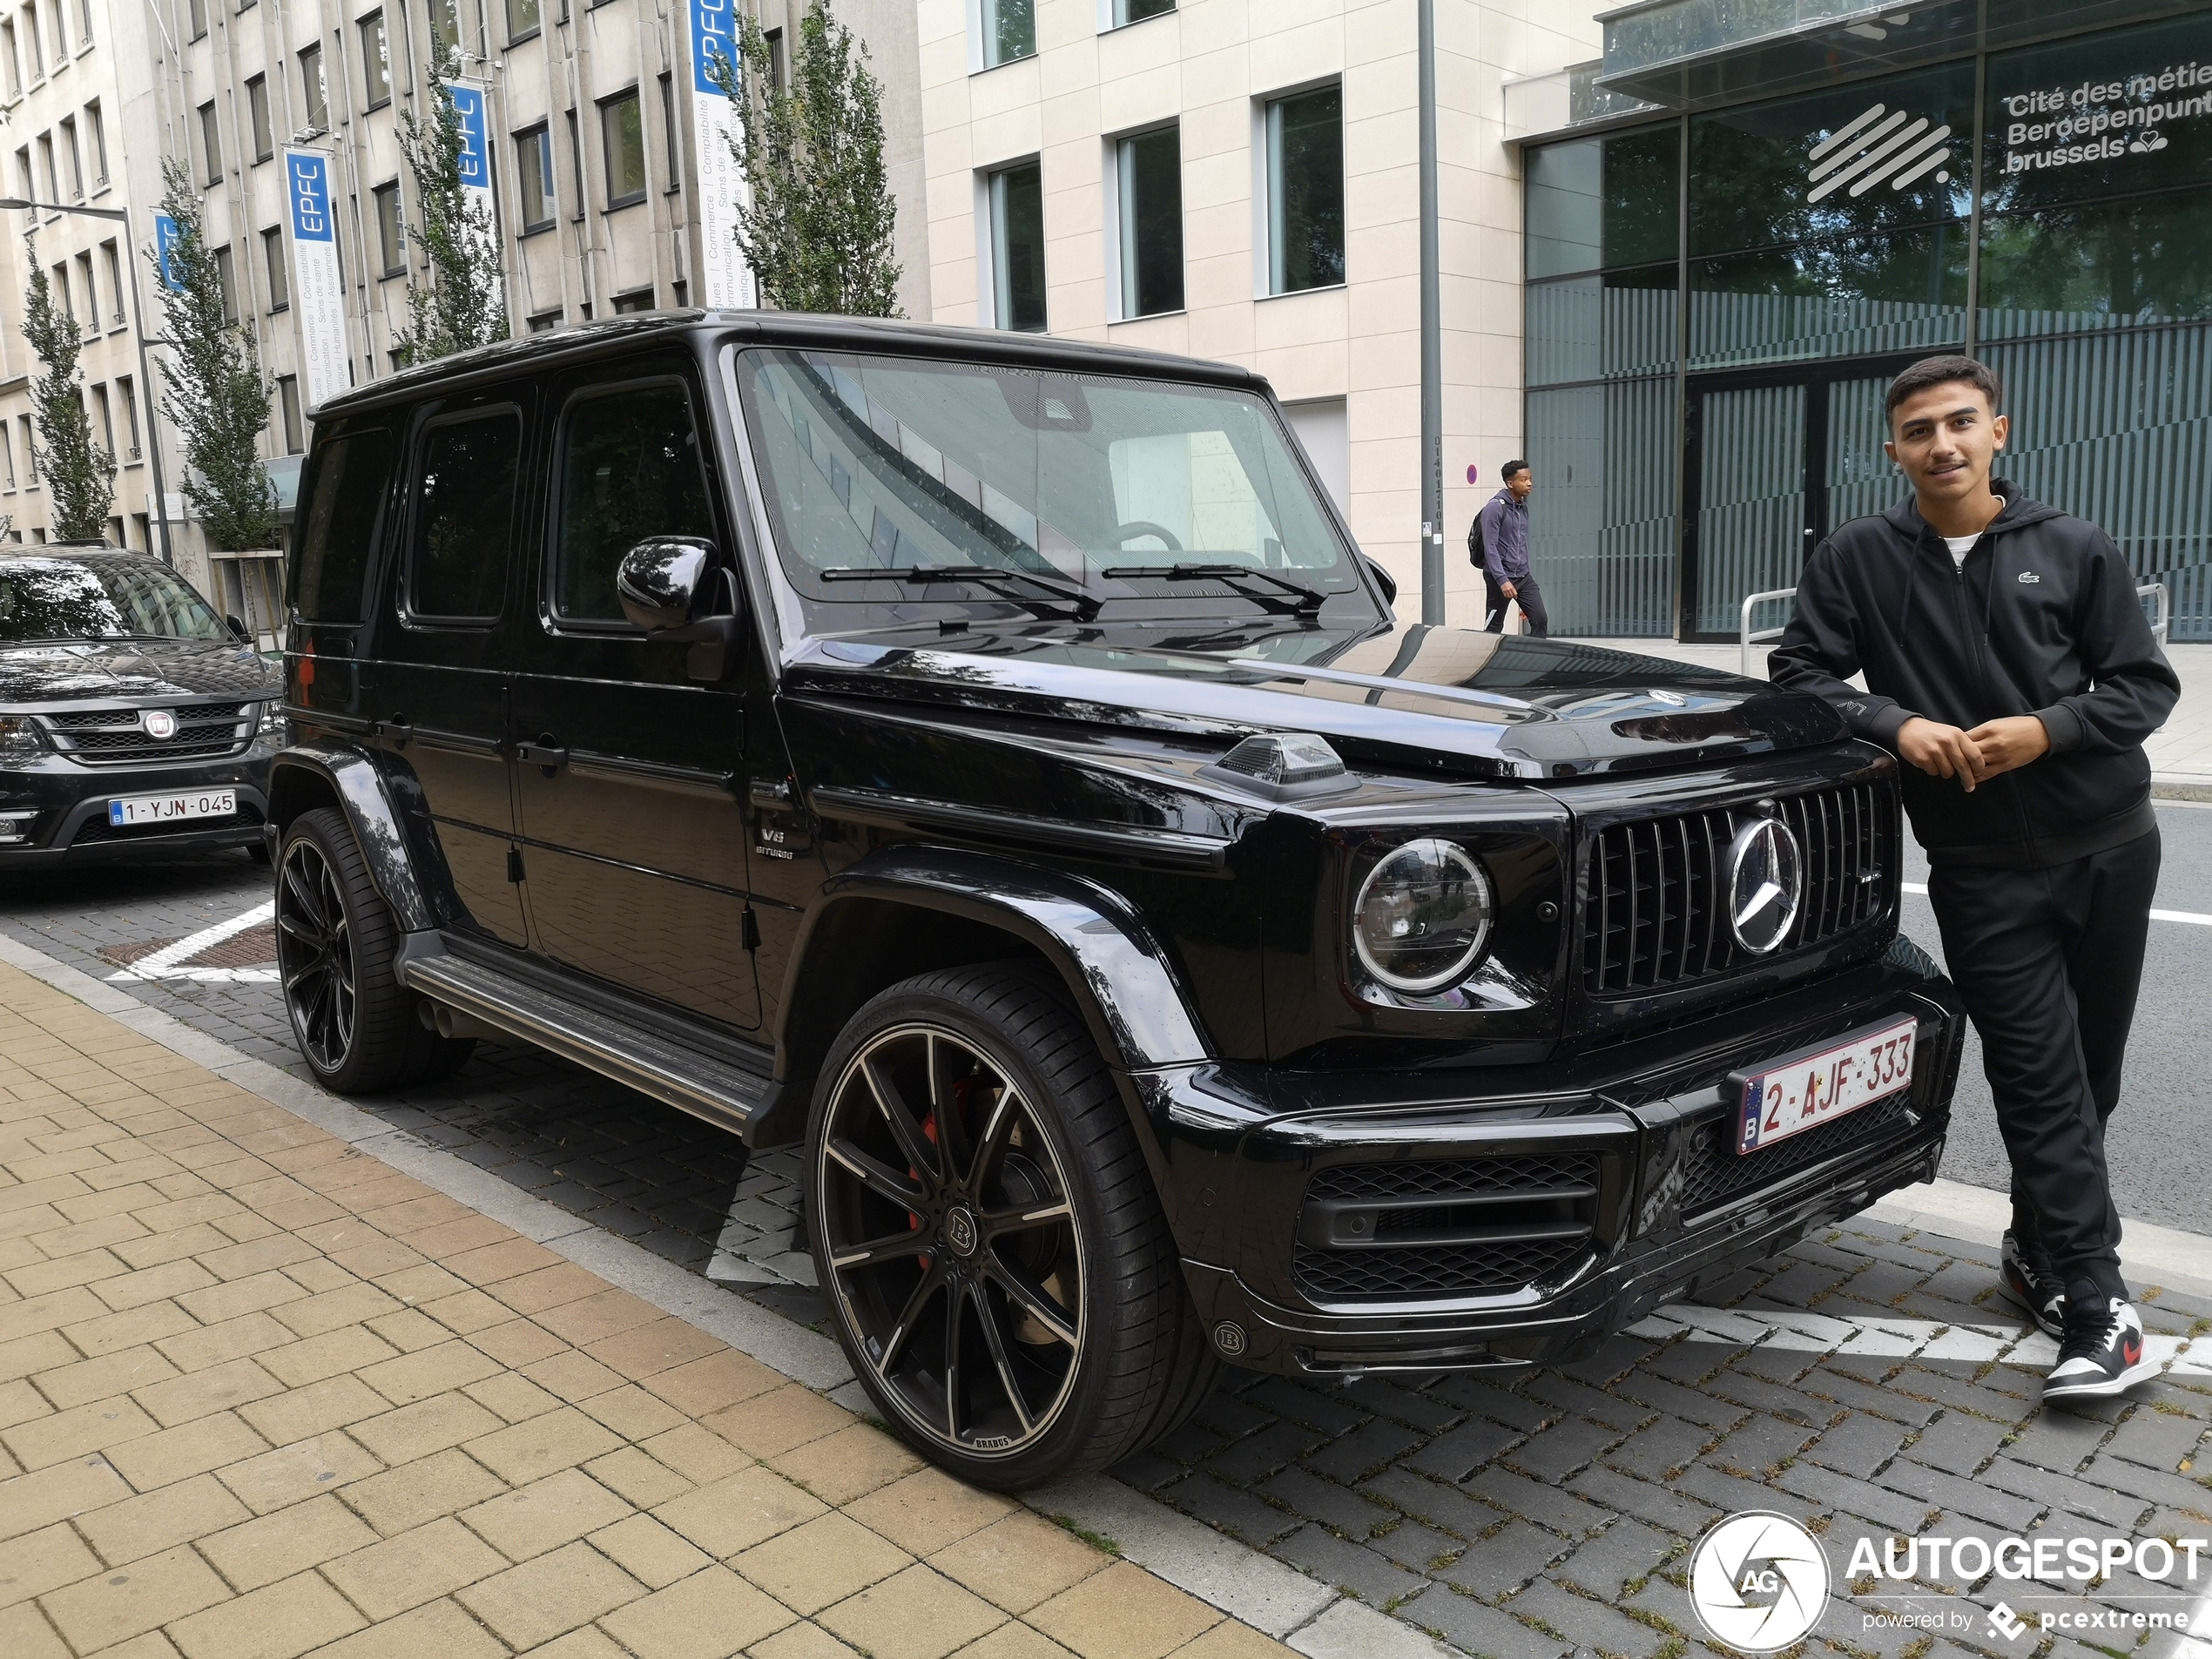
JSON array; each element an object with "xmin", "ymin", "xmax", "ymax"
[
  {"xmin": 686, "ymin": 0, "xmax": 756, "ymax": 308},
  {"xmin": 444, "ymin": 81, "xmax": 505, "ymax": 315},
  {"xmin": 283, "ymin": 149, "xmax": 351, "ymax": 410}
]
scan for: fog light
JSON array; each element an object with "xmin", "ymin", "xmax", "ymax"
[{"xmin": 0, "ymin": 810, "xmax": 36, "ymax": 845}]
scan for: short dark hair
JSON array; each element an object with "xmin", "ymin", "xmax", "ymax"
[
  {"xmin": 1885, "ymin": 354, "xmax": 2003, "ymax": 421},
  {"xmin": 1501, "ymin": 459, "xmax": 1529, "ymax": 482}
]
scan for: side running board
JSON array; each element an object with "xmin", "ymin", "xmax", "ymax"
[{"xmin": 398, "ymin": 943, "xmax": 779, "ymax": 1144}]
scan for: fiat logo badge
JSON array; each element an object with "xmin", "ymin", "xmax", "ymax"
[
  {"xmin": 1725, "ymin": 816, "xmax": 1802, "ymax": 954},
  {"xmin": 142, "ymin": 709, "xmax": 179, "ymax": 740}
]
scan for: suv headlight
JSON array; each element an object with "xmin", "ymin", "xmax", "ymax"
[
  {"xmin": 0, "ymin": 717, "xmax": 47, "ymax": 765},
  {"xmin": 1352, "ymin": 837, "xmax": 1495, "ymax": 993}
]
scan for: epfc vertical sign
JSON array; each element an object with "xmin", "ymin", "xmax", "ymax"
[
  {"xmin": 443, "ymin": 83, "xmax": 505, "ymax": 315},
  {"xmin": 687, "ymin": 0, "xmax": 755, "ymax": 309},
  {"xmin": 283, "ymin": 150, "xmax": 350, "ymax": 409}
]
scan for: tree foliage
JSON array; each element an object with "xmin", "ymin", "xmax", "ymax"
[
  {"xmin": 21, "ymin": 259, "xmax": 117, "ymax": 542},
  {"xmin": 150, "ymin": 157, "xmax": 280, "ymax": 552},
  {"xmin": 393, "ymin": 59, "xmax": 508, "ymax": 365},
  {"xmin": 706, "ymin": 0, "xmax": 900, "ymax": 316}
]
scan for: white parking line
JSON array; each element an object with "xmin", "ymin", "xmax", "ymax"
[
  {"xmin": 1631, "ymin": 1304, "xmax": 2209, "ymax": 1372},
  {"xmin": 1902, "ymin": 880, "xmax": 2212, "ymax": 927},
  {"xmin": 107, "ymin": 900, "xmax": 278, "ymax": 983}
]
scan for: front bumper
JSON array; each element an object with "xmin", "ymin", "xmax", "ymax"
[
  {"xmin": 1141, "ymin": 939, "xmax": 1965, "ymax": 1376},
  {"xmin": 0, "ymin": 752, "xmax": 273, "ymax": 866}
]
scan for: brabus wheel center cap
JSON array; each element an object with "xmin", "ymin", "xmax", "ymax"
[{"xmin": 943, "ymin": 1206, "xmax": 980, "ymax": 1258}]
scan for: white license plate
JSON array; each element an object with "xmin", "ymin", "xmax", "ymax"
[
  {"xmin": 107, "ymin": 789, "xmax": 236, "ymax": 827},
  {"xmin": 1734, "ymin": 1017, "xmax": 1919, "ymax": 1156}
]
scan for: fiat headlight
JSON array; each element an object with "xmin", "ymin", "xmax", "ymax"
[
  {"xmin": 1352, "ymin": 838, "xmax": 1495, "ymax": 993},
  {"xmin": 0, "ymin": 717, "xmax": 46, "ymax": 765}
]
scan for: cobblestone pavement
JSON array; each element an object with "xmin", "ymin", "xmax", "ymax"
[
  {"xmin": 12, "ymin": 853, "xmax": 2212, "ymax": 1659},
  {"xmin": 0, "ymin": 955, "xmax": 1282, "ymax": 1659}
]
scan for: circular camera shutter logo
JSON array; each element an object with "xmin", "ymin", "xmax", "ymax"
[
  {"xmin": 142, "ymin": 708, "xmax": 179, "ymax": 740},
  {"xmin": 1687, "ymin": 1511, "xmax": 1830, "ymax": 1653},
  {"xmin": 1726, "ymin": 817, "xmax": 1803, "ymax": 954}
]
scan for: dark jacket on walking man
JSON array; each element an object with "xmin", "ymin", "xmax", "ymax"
[
  {"xmin": 1474, "ymin": 461, "xmax": 1546, "ymax": 637},
  {"xmin": 1770, "ymin": 353, "xmax": 2179, "ymax": 1403}
]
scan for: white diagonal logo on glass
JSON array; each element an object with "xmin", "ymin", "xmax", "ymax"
[{"xmin": 1805, "ymin": 102, "xmax": 1952, "ymax": 201}]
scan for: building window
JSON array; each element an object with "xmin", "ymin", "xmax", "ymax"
[
  {"xmin": 262, "ymin": 226, "xmax": 288, "ymax": 310},
  {"xmin": 84, "ymin": 99, "xmax": 105, "ymax": 185},
  {"xmin": 91, "ymin": 384, "xmax": 112, "ymax": 458},
  {"xmin": 1266, "ymin": 84, "xmax": 1344, "ymax": 294},
  {"xmin": 73, "ymin": 0, "xmax": 87, "ymax": 46},
  {"xmin": 976, "ymin": 0, "xmax": 1032, "ymax": 68},
  {"xmin": 74, "ymin": 250, "xmax": 94, "ymax": 334},
  {"xmin": 19, "ymin": 415, "xmax": 35, "ymax": 483},
  {"xmin": 2, "ymin": 24, "xmax": 18, "ymax": 99},
  {"xmin": 600, "ymin": 89, "xmax": 645, "ymax": 207},
  {"xmin": 527, "ymin": 308, "xmax": 560, "ymax": 333},
  {"xmin": 1111, "ymin": 0, "xmax": 1173, "ymax": 23},
  {"xmin": 246, "ymin": 76, "xmax": 272, "ymax": 162},
  {"xmin": 198, "ymin": 101, "xmax": 220, "ymax": 185},
  {"xmin": 37, "ymin": 131, "xmax": 55, "ymax": 201},
  {"xmin": 428, "ymin": 0, "xmax": 458, "ymax": 55},
  {"xmin": 361, "ymin": 12, "xmax": 390, "ymax": 109},
  {"xmin": 212, "ymin": 243, "xmax": 236, "ymax": 323},
  {"xmin": 516, "ymin": 124, "xmax": 554, "ymax": 230},
  {"xmin": 565, "ymin": 109, "xmax": 584, "ymax": 218},
  {"xmin": 1116, "ymin": 125, "xmax": 1184, "ymax": 318},
  {"xmin": 184, "ymin": 0, "xmax": 204, "ymax": 40},
  {"xmin": 374, "ymin": 181, "xmax": 403, "ymax": 274},
  {"xmin": 57, "ymin": 115, "xmax": 79, "ymax": 199},
  {"xmin": 658, "ymin": 73, "xmax": 679, "ymax": 190},
  {"xmin": 50, "ymin": 261, "xmax": 71, "ymax": 327},
  {"xmin": 988, "ymin": 160, "xmax": 1045, "ymax": 332},
  {"xmin": 277, "ymin": 375, "xmax": 303, "ymax": 455},
  {"xmin": 116, "ymin": 374, "xmax": 138, "ymax": 458},
  {"xmin": 507, "ymin": 0, "xmax": 539, "ymax": 40},
  {"xmin": 300, "ymin": 44, "xmax": 327, "ymax": 131},
  {"xmin": 1, "ymin": 423, "xmax": 13, "ymax": 489},
  {"xmin": 23, "ymin": 1, "xmax": 41, "ymax": 75},
  {"xmin": 764, "ymin": 26, "xmax": 785, "ymax": 91},
  {"xmin": 101, "ymin": 241, "xmax": 120, "ymax": 323},
  {"xmin": 610, "ymin": 287, "xmax": 653, "ymax": 314},
  {"xmin": 46, "ymin": 0, "xmax": 64, "ymax": 58}
]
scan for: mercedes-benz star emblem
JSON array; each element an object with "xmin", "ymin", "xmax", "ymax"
[
  {"xmin": 943, "ymin": 1207, "xmax": 978, "ymax": 1257},
  {"xmin": 1725, "ymin": 816, "xmax": 1802, "ymax": 954},
  {"xmin": 142, "ymin": 709, "xmax": 178, "ymax": 740}
]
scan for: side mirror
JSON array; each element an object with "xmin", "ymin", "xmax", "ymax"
[
  {"xmin": 1363, "ymin": 556, "xmax": 1399, "ymax": 607},
  {"xmin": 226, "ymin": 614, "xmax": 251, "ymax": 643},
  {"xmin": 616, "ymin": 536, "xmax": 739, "ymax": 682}
]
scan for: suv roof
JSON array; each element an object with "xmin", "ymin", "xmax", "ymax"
[{"xmin": 317, "ymin": 310, "xmax": 1272, "ymax": 420}]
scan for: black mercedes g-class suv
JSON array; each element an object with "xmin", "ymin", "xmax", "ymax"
[
  {"xmin": 0, "ymin": 545, "xmax": 280, "ymax": 864},
  {"xmin": 271, "ymin": 313, "xmax": 1963, "ymax": 1490}
]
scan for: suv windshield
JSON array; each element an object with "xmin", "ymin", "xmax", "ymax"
[
  {"xmin": 0, "ymin": 557, "xmax": 226, "ymax": 644},
  {"xmin": 735, "ymin": 349, "xmax": 1368, "ymax": 624}
]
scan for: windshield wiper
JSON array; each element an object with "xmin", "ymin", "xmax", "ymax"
[
  {"xmin": 819, "ymin": 563, "xmax": 1100, "ymax": 622},
  {"xmin": 1102, "ymin": 563, "xmax": 1325, "ymax": 617}
]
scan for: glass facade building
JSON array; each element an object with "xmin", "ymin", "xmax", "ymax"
[{"xmin": 1525, "ymin": 5, "xmax": 2212, "ymax": 638}]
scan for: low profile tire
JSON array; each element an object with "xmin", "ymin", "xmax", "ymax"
[
  {"xmin": 806, "ymin": 965, "xmax": 1218, "ymax": 1491},
  {"xmin": 276, "ymin": 807, "xmax": 438, "ymax": 1095}
]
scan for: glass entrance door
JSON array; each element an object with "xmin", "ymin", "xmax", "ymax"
[{"xmin": 1680, "ymin": 354, "xmax": 1940, "ymax": 642}]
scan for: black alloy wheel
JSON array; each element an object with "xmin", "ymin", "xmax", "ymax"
[
  {"xmin": 278, "ymin": 831, "xmax": 357, "ymax": 1075},
  {"xmin": 808, "ymin": 966, "xmax": 1219, "ymax": 1489}
]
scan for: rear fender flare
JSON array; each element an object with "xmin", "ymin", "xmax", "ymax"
[{"xmin": 267, "ymin": 745, "xmax": 435, "ymax": 934}]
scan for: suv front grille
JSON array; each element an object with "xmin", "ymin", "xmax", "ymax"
[
  {"xmin": 1582, "ymin": 779, "xmax": 1892, "ymax": 997},
  {"xmin": 1676, "ymin": 1090, "xmax": 1918, "ymax": 1219},
  {"xmin": 39, "ymin": 704, "xmax": 255, "ymax": 766},
  {"xmin": 1292, "ymin": 1152, "xmax": 1602, "ymax": 1303}
]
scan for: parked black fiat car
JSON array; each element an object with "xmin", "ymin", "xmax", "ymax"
[
  {"xmin": 271, "ymin": 313, "xmax": 1964, "ymax": 1489},
  {"xmin": 0, "ymin": 545, "xmax": 280, "ymax": 864}
]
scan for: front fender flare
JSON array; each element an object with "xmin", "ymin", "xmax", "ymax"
[{"xmin": 268, "ymin": 743, "xmax": 435, "ymax": 934}]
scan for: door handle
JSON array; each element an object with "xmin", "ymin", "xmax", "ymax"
[
  {"xmin": 515, "ymin": 738, "xmax": 569, "ymax": 774},
  {"xmin": 374, "ymin": 716, "xmax": 411, "ymax": 748}
]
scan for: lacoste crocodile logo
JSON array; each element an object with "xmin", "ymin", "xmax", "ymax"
[{"xmin": 2018, "ymin": 571, "xmax": 2040, "ymax": 583}]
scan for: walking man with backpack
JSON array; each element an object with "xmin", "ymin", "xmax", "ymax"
[
  {"xmin": 1472, "ymin": 460, "xmax": 1546, "ymax": 637},
  {"xmin": 1770, "ymin": 354, "xmax": 2177, "ymax": 1402}
]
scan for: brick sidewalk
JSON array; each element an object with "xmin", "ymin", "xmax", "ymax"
[{"xmin": 0, "ymin": 959, "xmax": 1289, "ymax": 1659}]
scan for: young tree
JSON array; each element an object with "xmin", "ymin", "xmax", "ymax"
[
  {"xmin": 21, "ymin": 260, "xmax": 117, "ymax": 541},
  {"xmin": 150, "ymin": 157, "xmax": 280, "ymax": 552},
  {"xmin": 707, "ymin": 0, "xmax": 900, "ymax": 316},
  {"xmin": 393, "ymin": 59, "xmax": 508, "ymax": 365}
]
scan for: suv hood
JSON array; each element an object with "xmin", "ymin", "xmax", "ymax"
[
  {"xmin": 0, "ymin": 638, "xmax": 277, "ymax": 707},
  {"xmin": 786, "ymin": 622, "xmax": 1847, "ymax": 779}
]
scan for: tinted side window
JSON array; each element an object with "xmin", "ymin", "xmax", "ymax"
[
  {"xmin": 292, "ymin": 430, "xmax": 393, "ymax": 623},
  {"xmin": 554, "ymin": 382, "xmax": 713, "ymax": 622},
  {"xmin": 408, "ymin": 410, "xmax": 521, "ymax": 621}
]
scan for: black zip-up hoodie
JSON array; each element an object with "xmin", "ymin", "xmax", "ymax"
[{"xmin": 1770, "ymin": 480, "xmax": 2179, "ymax": 869}]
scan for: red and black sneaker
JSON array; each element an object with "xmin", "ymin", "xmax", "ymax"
[
  {"xmin": 2043, "ymin": 1297, "xmax": 2158, "ymax": 1403},
  {"xmin": 1998, "ymin": 1231, "xmax": 2066, "ymax": 1337}
]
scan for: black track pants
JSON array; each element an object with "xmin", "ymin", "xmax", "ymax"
[
  {"xmin": 1481, "ymin": 571, "xmax": 1548, "ymax": 637},
  {"xmin": 1925, "ymin": 827, "xmax": 2159, "ymax": 1300}
]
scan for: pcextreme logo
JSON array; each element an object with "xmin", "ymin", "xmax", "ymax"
[
  {"xmin": 1806, "ymin": 104, "xmax": 1955, "ymax": 201},
  {"xmin": 1688, "ymin": 1512, "xmax": 1831, "ymax": 1653}
]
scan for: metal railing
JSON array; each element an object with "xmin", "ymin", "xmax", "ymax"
[{"xmin": 1740, "ymin": 581, "xmax": 2173, "ymax": 678}]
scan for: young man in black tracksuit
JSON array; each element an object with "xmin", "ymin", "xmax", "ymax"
[{"xmin": 1771, "ymin": 355, "xmax": 2179, "ymax": 1402}]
